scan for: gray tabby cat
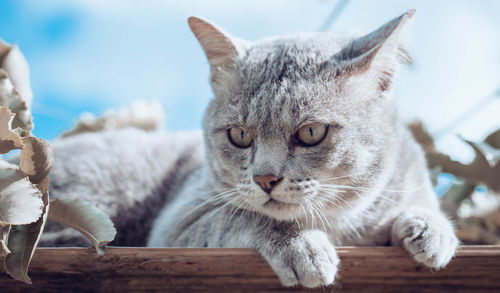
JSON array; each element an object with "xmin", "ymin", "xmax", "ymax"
[{"xmin": 43, "ymin": 9, "xmax": 458, "ymax": 288}]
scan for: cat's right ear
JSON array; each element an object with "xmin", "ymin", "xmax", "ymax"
[
  {"xmin": 188, "ymin": 17, "xmax": 243, "ymax": 68},
  {"xmin": 339, "ymin": 10, "xmax": 415, "ymax": 95}
]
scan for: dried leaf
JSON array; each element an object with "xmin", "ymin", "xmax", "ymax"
[
  {"xmin": 428, "ymin": 166, "xmax": 441, "ymax": 187},
  {"xmin": 0, "ymin": 41, "xmax": 33, "ymax": 131},
  {"xmin": 460, "ymin": 136, "xmax": 500, "ymax": 192},
  {"xmin": 61, "ymin": 100, "xmax": 165, "ymax": 138},
  {"xmin": 4, "ymin": 176, "xmax": 49, "ymax": 284},
  {"xmin": 485, "ymin": 129, "xmax": 500, "ymax": 148},
  {"xmin": 407, "ymin": 120, "xmax": 436, "ymax": 153},
  {"xmin": 48, "ymin": 198, "xmax": 117, "ymax": 254},
  {"xmin": 0, "ymin": 168, "xmax": 43, "ymax": 225},
  {"xmin": 0, "ymin": 241, "xmax": 10, "ymax": 256},
  {"xmin": 0, "ymin": 43, "xmax": 33, "ymax": 108},
  {"xmin": 19, "ymin": 135, "xmax": 54, "ymax": 184},
  {"xmin": 0, "ymin": 106, "xmax": 23, "ymax": 154},
  {"xmin": 0, "ymin": 70, "xmax": 32, "ymax": 131},
  {"xmin": 440, "ymin": 178, "xmax": 476, "ymax": 219},
  {"xmin": 426, "ymin": 143, "xmax": 500, "ymax": 192},
  {"xmin": 462, "ymin": 138, "xmax": 500, "ymax": 165}
]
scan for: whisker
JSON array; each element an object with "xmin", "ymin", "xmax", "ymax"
[
  {"xmin": 312, "ymin": 196, "xmax": 331, "ymax": 231},
  {"xmin": 315, "ymin": 192, "xmax": 342, "ymax": 209},
  {"xmin": 298, "ymin": 202, "xmax": 308, "ymax": 227},
  {"xmin": 178, "ymin": 188, "xmax": 239, "ymax": 224},
  {"xmin": 335, "ymin": 195, "xmax": 353, "ymax": 208},
  {"xmin": 317, "ymin": 186, "xmax": 348, "ymax": 193},
  {"xmin": 309, "ymin": 199, "xmax": 327, "ymax": 232},
  {"xmin": 314, "ymin": 199, "xmax": 333, "ymax": 232},
  {"xmin": 320, "ymin": 185, "xmax": 402, "ymax": 207},
  {"xmin": 322, "ymin": 183, "xmax": 426, "ymax": 194},
  {"xmin": 208, "ymin": 196, "xmax": 241, "ymax": 219},
  {"xmin": 185, "ymin": 189, "xmax": 238, "ymax": 215},
  {"xmin": 294, "ymin": 216, "xmax": 301, "ymax": 229},
  {"xmin": 226, "ymin": 198, "xmax": 248, "ymax": 224},
  {"xmin": 321, "ymin": 173, "xmax": 356, "ymax": 181},
  {"xmin": 303, "ymin": 199, "xmax": 317, "ymax": 230}
]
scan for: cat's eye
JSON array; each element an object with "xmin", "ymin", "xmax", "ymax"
[
  {"xmin": 296, "ymin": 124, "xmax": 329, "ymax": 146},
  {"xmin": 228, "ymin": 127, "xmax": 253, "ymax": 148}
]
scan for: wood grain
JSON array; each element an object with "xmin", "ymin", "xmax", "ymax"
[{"xmin": 1, "ymin": 246, "xmax": 499, "ymax": 292}]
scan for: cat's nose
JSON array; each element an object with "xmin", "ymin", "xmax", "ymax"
[{"xmin": 253, "ymin": 175, "xmax": 283, "ymax": 193}]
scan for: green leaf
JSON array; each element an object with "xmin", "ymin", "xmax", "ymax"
[{"xmin": 48, "ymin": 198, "xmax": 117, "ymax": 255}]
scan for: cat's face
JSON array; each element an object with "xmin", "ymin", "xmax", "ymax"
[{"xmin": 190, "ymin": 11, "xmax": 413, "ymax": 220}]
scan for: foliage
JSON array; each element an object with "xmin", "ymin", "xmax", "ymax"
[
  {"xmin": 409, "ymin": 121, "xmax": 500, "ymax": 244},
  {"xmin": 0, "ymin": 40, "xmax": 116, "ymax": 284}
]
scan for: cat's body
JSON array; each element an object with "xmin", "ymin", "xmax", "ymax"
[
  {"xmin": 41, "ymin": 10, "xmax": 458, "ymax": 288},
  {"xmin": 41, "ymin": 128, "xmax": 204, "ymax": 247}
]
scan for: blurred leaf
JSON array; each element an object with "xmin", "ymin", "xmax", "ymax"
[
  {"xmin": 61, "ymin": 100, "xmax": 165, "ymax": 138},
  {"xmin": 48, "ymin": 198, "xmax": 116, "ymax": 255},
  {"xmin": 462, "ymin": 137, "xmax": 500, "ymax": 164},
  {"xmin": 4, "ymin": 177, "xmax": 49, "ymax": 284},
  {"xmin": 0, "ymin": 106, "xmax": 23, "ymax": 154},
  {"xmin": 440, "ymin": 177, "xmax": 476, "ymax": 219},
  {"xmin": 0, "ymin": 168, "xmax": 43, "ymax": 225},
  {"xmin": 0, "ymin": 224, "xmax": 10, "ymax": 257},
  {"xmin": 0, "ymin": 41, "xmax": 33, "ymax": 131},
  {"xmin": 460, "ymin": 136, "xmax": 500, "ymax": 192},
  {"xmin": 485, "ymin": 129, "xmax": 500, "ymax": 149},
  {"xmin": 0, "ymin": 72, "xmax": 32, "ymax": 131},
  {"xmin": 428, "ymin": 166, "xmax": 441, "ymax": 187},
  {"xmin": 407, "ymin": 120, "xmax": 435, "ymax": 153}
]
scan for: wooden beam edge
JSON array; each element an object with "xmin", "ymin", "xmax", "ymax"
[{"xmin": 0, "ymin": 246, "xmax": 499, "ymax": 292}]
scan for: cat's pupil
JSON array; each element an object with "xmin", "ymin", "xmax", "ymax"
[
  {"xmin": 309, "ymin": 127, "xmax": 313, "ymax": 137},
  {"xmin": 240, "ymin": 130, "xmax": 244, "ymax": 140}
]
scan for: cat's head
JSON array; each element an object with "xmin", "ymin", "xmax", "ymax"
[{"xmin": 190, "ymin": 10, "xmax": 414, "ymax": 221}]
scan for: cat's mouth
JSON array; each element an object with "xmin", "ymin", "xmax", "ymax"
[{"xmin": 263, "ymin": 198, "xmax": 298, "ymax": 209}]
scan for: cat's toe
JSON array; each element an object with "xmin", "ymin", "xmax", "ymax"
[
  {"xmin": 267, "ymin": 230, "xmax": 339, "ymax": 288},
  {"xmin": 392, "ymin": 210, "xmax": 458, "ymax": 269},
  {"xmin": 268, "ymin": 262, "xmax": 299, "ymax": 287},
  {"xmin": 410, "ymin": 229, "xmax": 458, "ymax": 269}
]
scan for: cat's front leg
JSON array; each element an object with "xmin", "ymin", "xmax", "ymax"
[
  {"xmin": 254, "ymin": 228, "xmax": 339, "ymax": 288},
  {"xmin": 167, "ymin": 201, "xmax": 339, "ymax": 288},
  {"xmin": 391, "ymin": 208, "xmax": 458, "ymax": 269}
]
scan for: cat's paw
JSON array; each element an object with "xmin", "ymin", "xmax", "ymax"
[
  {"xmin": 392, "ymin": 210, "xmax": 458, "ymax": 269},
  {"xmin": 266, "ymin": 230, "xmax": 339, "ymax": 288}
]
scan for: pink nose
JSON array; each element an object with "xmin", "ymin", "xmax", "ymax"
[{"xmin": 253, "ymin": 175, "xmax": 282, "ymax": 193}]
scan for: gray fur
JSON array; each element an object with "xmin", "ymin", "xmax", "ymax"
[
  {"xmin": 44, "ymin": 10, "xmax": 457, "ymax": 288},
  {"xmin": 41, "ymin": 128, "xmax": 204, "ymax": 247}
]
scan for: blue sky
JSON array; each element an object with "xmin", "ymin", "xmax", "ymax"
[{"xmin": 0, "ymin": 0, "xmax": 499, "ymax": 162}]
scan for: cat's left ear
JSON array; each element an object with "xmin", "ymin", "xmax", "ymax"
[
  {"xmin": 188, "ymin": 17, "xmax": 245, "ymax": 68},
  {"xmin": 340, "ymin": 9, "xmax": 415, "ymax": 93},
  {"xmin": 188, "ymin": 17, "xmax": 247, "ymax": 95}
]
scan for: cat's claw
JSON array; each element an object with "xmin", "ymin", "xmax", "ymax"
[
  {"xmin": 266, "ymin": 230, "xmax": 338, "ymax": 288},
  {"xmin": 392, "ymin": 210, "xmax": 458, "ymax": 269}
]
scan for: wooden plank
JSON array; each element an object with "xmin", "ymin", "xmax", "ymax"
[{"xmin": 1, "ymin": 246, "xmax": 499, "ymax": 292}]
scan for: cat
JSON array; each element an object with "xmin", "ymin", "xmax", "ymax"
[{"xmin": 40, "ymin": 9, "xmax": 458, "ymax": 288}]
